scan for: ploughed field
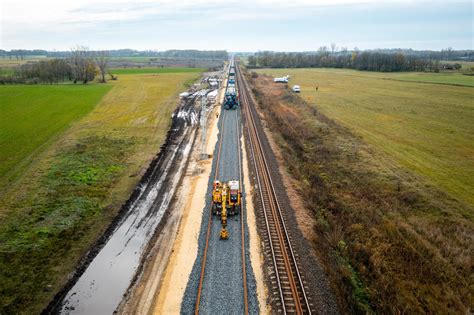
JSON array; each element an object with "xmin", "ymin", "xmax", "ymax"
[
  {"xmin": 0, "ymin": 68, "xmax": 202, "ymax": 313},
  {"xmin": 257, "ymin": 68, "xmax": 474, "ymax": 206}
]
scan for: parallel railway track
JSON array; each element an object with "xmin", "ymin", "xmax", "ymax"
[{"xmin": 236, "ymin": 64, "xmax": 312, "ymax": 315}]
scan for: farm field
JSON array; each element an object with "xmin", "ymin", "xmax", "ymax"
[
  {"xmin": 0, "ymin": 85, "xmax": 112, "ymax": 192},
  {"xmin": 441, "ymin": 60, "xmax": 474, "ymax": 69},
  {"xmin": 386, "ymin": 71, "xmax": 474, "ymax": 86},
  {"xmin": 0, "ymin": 56, "xmax": 49, "ymax": 68},
  {"xmin": 0, "ymin": 69, "xmax": 202, "ymax": 313},
  {"xmin": 256, "ymin": 68, "xmax": 474, "ymax": 206},
  {"xmin": 250, "ymin": 71, "xmax": 473, "ymax": 313},
  {"xmin": 106, "ymin": 56, "xmax": 156, "ymax": 62},
  {"xmin": 111, "ymin": 67, "xmax": 206, "ymax": 75},
  {"xmin": 269, "ymin": 67, "xmax": 474, "ymax": 87}
]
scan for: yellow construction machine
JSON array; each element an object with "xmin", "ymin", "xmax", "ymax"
[
  {"xmin": 227, "ymin": 180, "xmax": 241, "ymax": 215},
  {"xmin": 220, "ymin": 183, "xmax": 229, "ymax": 240},
  {"xmin": 212, "ymin": 180, "xmax": 241, "ymax": 240},
  {"xmin": 212, "ymin": 181, "xmax": 223, "ymax": 215}
]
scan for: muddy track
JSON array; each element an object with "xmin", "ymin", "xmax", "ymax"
[{"xmin": 43, "ymin": 95, "xmax": 200, "ymax": 314}]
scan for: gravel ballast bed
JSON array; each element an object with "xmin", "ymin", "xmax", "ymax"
[{"xmin": 181, "ymin": 108, "xmax": 259, "ymax": 314}]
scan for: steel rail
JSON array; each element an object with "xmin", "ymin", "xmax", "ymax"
[
  {"xmin": 236, "ymin": 64, "xmax": 311, "ymax": 314},
  {"xmin": 234, "ymin": 80, "xmax": 250, "ymax": 315},
  {"xmin": 195, "ymin": 59, "xmax": 249, "ymax": 315},
  {"xmin": 194, "ymin": 106, "xmax": 227, "ymax": 315}
]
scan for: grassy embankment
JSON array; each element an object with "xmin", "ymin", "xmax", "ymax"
[
  {"xmin": 0, "ymin": 69, "xmax": 202, "ymax": 313},
  {"xmin": 251, "ymin": 68, "xmax": 473, "ymax": 313}
]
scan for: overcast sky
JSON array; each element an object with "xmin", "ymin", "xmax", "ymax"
[{"xmin": 1, "ymin": 0, "xmax": 472, "ymax": 51}]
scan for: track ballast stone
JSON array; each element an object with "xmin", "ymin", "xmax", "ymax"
[
  {"xmin": 242, "ymin": 71, "xmax": 340, "ymax": 315},
  {"xmin": 181, "ymin": 108, "xmax": 259, "ymax": 314}
]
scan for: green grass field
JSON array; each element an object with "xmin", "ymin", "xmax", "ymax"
[
  {"xmin": 0, "ymin": 69, "xmax": 202, "ymax": 313},
  {"xmin": 277, "ymin": 68, "xmax": 474, "ymax": 87},
  {"xmin": 387, "ymin": 72, "xmax": 474, "ymax": 86},
  {"xmin": 0, "ymin": 85, "xmax": 112, "ymax": 190},
  {"xmin": 0, "ymin": 68, "xmax": 15, "ymax": 76},
  {"xmin": 106, "ymin": 56, "xmax": 154, "ymax": 62},
  {"xmin": 441, "ymin": 60, "xmax": 474, "ymax": 69},
  {"xmin": 256, "ymin": 68, "xmax": 474, "ymax": 206},
  {"xmin": 111, "ymin": 67, "xmax": 206, "ymax": 75}
]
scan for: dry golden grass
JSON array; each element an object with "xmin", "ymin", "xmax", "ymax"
[
  {"xmin": 250, "ymin": 73, "xmax": 473, "ymax": 314},
  {"xmin": 257, "ymin": 68, "xmax": 474, "ymax": 207}
]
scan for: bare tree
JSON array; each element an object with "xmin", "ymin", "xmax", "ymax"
[
  {"xmin": 331, "ymin": 43, "xmax": 337, "ymax": 54},
  {"xmin": 446, "ymin": 47, "xmax": 454, "ymax": 60},
  {"xmin": 318, "ymin": 46, "xmax": 329, "ymax": 57},
  {"xmin": 95, "ymin": 50, "xmax": 109, "ymax": 83},
  {"xmin": 70, "ymin": 45, "xmax": 97, "ymax": 84}
]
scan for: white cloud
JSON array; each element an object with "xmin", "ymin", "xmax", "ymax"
[
  {"xmin": 0, "ymin": 0, "xmax": 470, "ymax": 50},
  {"xmin": 1, "ymin": 0, "xmax": 450, "ymax": 27}
]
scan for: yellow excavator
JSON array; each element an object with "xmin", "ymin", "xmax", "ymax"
[
  {"xmin": 212, "ymin": 180, "xmax": 241, "ymax": 240},
  {"xmin": 212, "ymin": 180, "xmax": 228, "ymax": 239},
  {"xmin": 220, "ymin": 183, "xmax": 229, "ymax": 240},
  {"xmin": 212, "ymin": 181, "xmax": 223, "ymax": 215}
]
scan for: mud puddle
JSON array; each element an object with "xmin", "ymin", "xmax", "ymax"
[{"xmin": 45, "ymin": 95, "xmax": 201, "ymax": 314}]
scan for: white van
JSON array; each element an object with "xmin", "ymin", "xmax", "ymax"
[{"xmin": 292, "ymin": 85, "xmax": 301, "ymax": 93}]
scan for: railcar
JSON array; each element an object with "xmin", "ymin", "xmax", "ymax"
[
  {"xmin": 224, "ymin": 85, "xmax": 238, "ymax": 110},
  {"xmin": 223, "ymin": 60, "xmax": 239, "ymax": 110}
]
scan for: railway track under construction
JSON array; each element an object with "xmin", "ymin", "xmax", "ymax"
[
  {"xmin": 194, "ymin": 78, "xmax": 249, "ymax": 314},
  {"xmin": 236, "ymin": 64, "xmax": 312, "ymax": 314}
]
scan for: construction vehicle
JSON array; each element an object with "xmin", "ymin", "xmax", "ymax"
[
  {"xmin": 212, "ymin": 181, "xmax": 223, "ymax": 215},
  {"xmin": 212, "ymin": 180, "xmax": 242, "ymax": 240},
  {"xmin": 220, "ymin": 183, "xmax": 229, "ymax": 240},
  {"xmin": 227, "ymin": 180, "xmax": 241, "ymax": 215}
]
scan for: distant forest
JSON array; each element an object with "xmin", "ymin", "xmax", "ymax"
[
  {"xmin": 247, "ymin": 48, "xmax": 474, "ymax": 72},
  {"xmin": 0, "ymin": 49, "xmax": 229, "ymax": 60}
]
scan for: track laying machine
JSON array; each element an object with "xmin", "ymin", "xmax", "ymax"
[{"xmin": 212, "ymin": 180, "xmax": 242, "ymax": 239}]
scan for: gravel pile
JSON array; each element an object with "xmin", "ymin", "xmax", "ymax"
[{"xmin": 181, "ymin": 108, "xmax": 259, "ymax": 314}]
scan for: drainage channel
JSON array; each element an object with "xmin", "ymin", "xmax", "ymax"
[{"xmin": 47, "ymin": 96, "xmax": 200, "ymax": 315}]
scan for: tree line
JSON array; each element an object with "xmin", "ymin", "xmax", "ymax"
[
  {"xmin": 1, "ymin": 46, "xmax": 109, "ymax": 84},
  {"xmin": 0, "ymin": 49, "xmax": 228, "ymax": 60},
  {"xmin": 247, "ymin": 48, "xmax": 473, "ymax": 72}
]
